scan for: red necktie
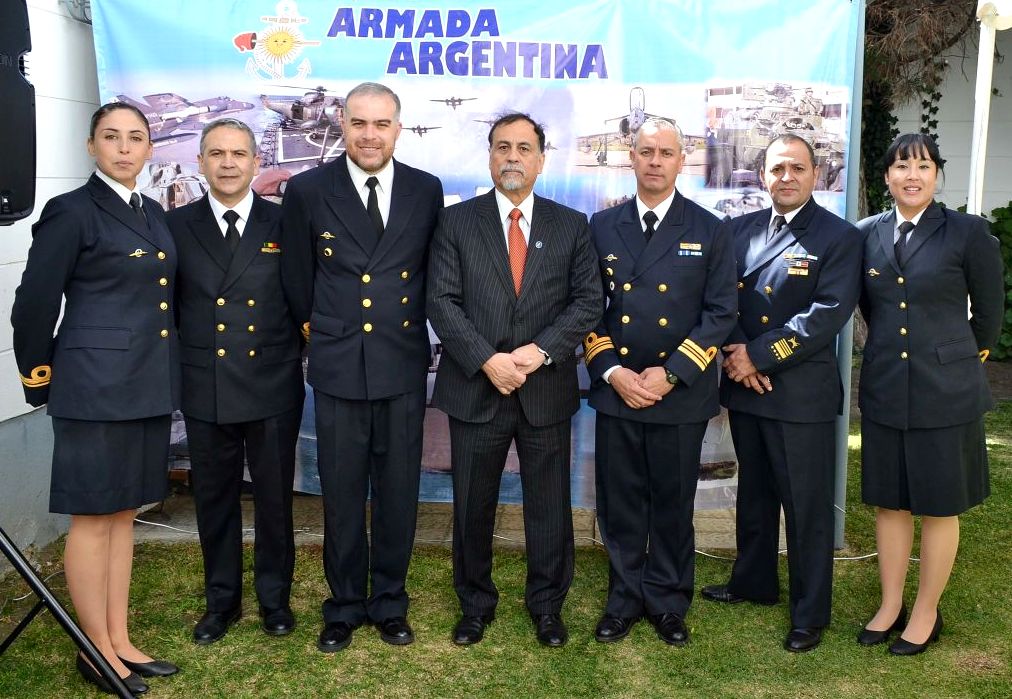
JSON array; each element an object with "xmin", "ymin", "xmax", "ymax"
[{"xmin": 508, "ymin": 208, "xmax": 527, "ymax": 296}]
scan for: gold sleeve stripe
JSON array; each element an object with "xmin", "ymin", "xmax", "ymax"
[
  {"xmin": 771, "ymin": 338, "xmax": 795, "ymax": 362},
  {"xmin": 584, "ymin": 335, "xmax": 615, "ymax": 363},
  {"xmin": 980, "ymin": 349, "xmax": 990, "ymax": 364},
  {"xmin": 677, "ymin": 339, "xmax": 717, "ymax": 372},
  {"xmin": 20, "ymin": 365, "xmax": 51, "ymax": 388},
  {"xmin": 302, "ymin": 322, "xmax": 311, "ymax": 342}
]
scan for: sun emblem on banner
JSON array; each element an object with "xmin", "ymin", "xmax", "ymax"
[{"xmin": 234, "ymin": 0, "xmax": 321, "ymax": 81}]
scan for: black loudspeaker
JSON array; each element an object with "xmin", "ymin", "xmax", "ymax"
[{"xmin": 0, "ymin": 0, "xmax": 35, "ymax": 225}]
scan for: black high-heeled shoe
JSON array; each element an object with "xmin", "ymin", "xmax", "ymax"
[
  {"xmin": 857, "ymin": 604, "xmax": 907, "ymax": 646},
  {"xmin": 76, "ymin": 654, "xmax": 150, "ymax": 695},
  {"xmin": 889, "ymin": 609, "xmax": 943, "ymax": 656}
]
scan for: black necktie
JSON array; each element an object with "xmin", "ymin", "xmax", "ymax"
[
  {"xmin": 129, "ymin": 192, "xmax": 147, "ymax": 226},
  {"xmin": 895, "ymin": 220, "xmax": 914, "ymax": 267},
  {"xmin": 366, "ymin": 176, "xmax": 384, "ymax": 238},
  {"xmin": 223, "ymin": 210, "xmax": 240, "ymax": 255},
  {"xmin": 643, "ymin": 210, "xmax": 658, "ymax": 242},
  {"xmin": 769, "ymin": 214, "xmax": 786, "ymax": 242}
]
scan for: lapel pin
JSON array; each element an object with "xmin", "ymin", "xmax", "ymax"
[
  {"xmin": 320, "ymin": 232, "xmax": 335, "ymax": 239},
  {"xmin": 604, "ymin": 254, "xmax": 618, "ymax": 261},
  {"xmin": 867, "ymin": 268, "xmax": 880, "ymax": 277},
  {"xmin": 128, "ymin": 248, "xmax": 148, "ymax": 257},
  {"xmin": 535, "ymin": 240, "xmax": 543, "ymax": 249}
]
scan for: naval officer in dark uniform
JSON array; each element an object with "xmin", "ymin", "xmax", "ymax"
[
  {"xmin": 167, "ymin": 118, "xmax": 304, "ymax": 644},
  {"xmin": 584, "ymin": 118, "xmax": 736, "ymax": 646},
  {"xmin": 11, "ymin": 102, "xmax": 180, "ymax": 694},
  {"xmin": 282, "ymin": 82, "xmax": 443, "ymax": 652},
  {"xmin": 855, "ymin": 133, "xmax": 1003, "ymax": 655},
  {"xmin": 702, "ymin": 134, "xmax": 862, "ymax": 652}
]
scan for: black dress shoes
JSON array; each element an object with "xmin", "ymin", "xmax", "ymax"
[
  {"xmin": 533, "ymin": 613, "xmax": 568, "ymax": 647},
  {"xmin": 193, "ymin": 608, "xmax": 241, "ymax": 645},
  {"xmin": 594, "ymin": 615, "xmax": 639, "ymax": 643},
  {"xmin": 376, "ymin": 616, "xmax": 415, "ymax": 645},
  {"xmin": 260, "ymin": 607, "xmax": 296, "ymax": 636},
  {"xmin": 701, "ymin": 584, "xmax": 776, "ymax": 606},
  {"xmin": 76, "ymin": 654, "xmax": 149, "ymax": 695},
  {"xmin": 889, "ymin": 610, "xmax": 943, "ymax": 656},
  {"xmin": 452, "ymin": 614, "xmax": 494, "ymax": 646},
  {"xmin": 857, "ymin": 605, "xmax": 907, "ymax": 646},
  {"xmin": 317, "ymin": 621, "xmax": 357, "ymax": 653},
  {"xmin": 784, "ymin": 627, "xmax": 823, "ymax": 652},
  {"xmin": 649, "ymin": 613, "xmax": 689, "ymax": 646},
  {"xmin": 118, "ymin": 656, "xmax": 179, "ymax": 677}
]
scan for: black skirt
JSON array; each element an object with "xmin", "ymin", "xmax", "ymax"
[
  {"xmin": 860, "ymin": 416, "xmax": 989, "ymax": 516},
  {"xmin": 50, "ymin": 415, "xmax": 171, "ymax": 515}
]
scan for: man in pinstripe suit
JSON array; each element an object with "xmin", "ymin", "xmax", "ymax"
[{"xmin": 427, "ymin": 113, "xmax": 602, "ymax": 647}]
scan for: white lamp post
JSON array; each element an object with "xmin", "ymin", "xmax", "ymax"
[{"xmin": 967, "ymin": 1, "xmax": 1012, "ymax": 215}]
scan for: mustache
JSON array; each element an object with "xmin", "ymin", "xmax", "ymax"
[{"xmin": 499, "ymin": 164, "xmax": 525, "ymax": 176}]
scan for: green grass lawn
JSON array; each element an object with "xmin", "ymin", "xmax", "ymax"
[{"xmin": 2, "ymin": 404, "xmax": 1010, "ymax": 698}]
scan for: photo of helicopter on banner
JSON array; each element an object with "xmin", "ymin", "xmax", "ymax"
[{"xmin": 90, "ymin": 0, "xmax": 863, "ymax": 510}]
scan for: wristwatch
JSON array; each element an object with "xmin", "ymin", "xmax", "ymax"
[
  {"xmin": 665, "ymin": 369, "xmax": 679, "ymax": 386},
  {"xmin": 536, "ymin": 346, "xmax": 552, "ymax": 365}
]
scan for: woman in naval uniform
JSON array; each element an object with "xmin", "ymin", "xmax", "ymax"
[
  {"xmin": 11, "ymin": 103, "xmax": 181, "ymax": 694},
  {"xmin": 855, "ymin": 133, "xmax": 1003, "ymax": 655}
]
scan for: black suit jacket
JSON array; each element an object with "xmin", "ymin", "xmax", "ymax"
[
  {"xmin": 427, "ymin": 191, "xmax": 603, "ymax": 427},
  {"xmin": 166, "ymin": 194, "xmax": 303, "ymax": 424},
  {"xmin": 281, "ymin": 155, "xmax": 443, "ymax": 400},
  {"xmin": 857, "ymin": 204, "xmax": 1003, "ymax": 429},
  {"xmin": 719, "ymin": 199, "xmax": 861, "ymax": 423},
  {"xmin": 11, "ymin": 174, "xmax": 180, "ymax": 419},
  {"xmin": 585, "ymin": 193, "xmax": 737, "ymax": 425}
]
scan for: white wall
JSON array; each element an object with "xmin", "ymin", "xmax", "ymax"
[
  {"xmin": 0, "ymin": 0, "xmax": 99, "ymax": 423},
  {"xmin": 892, "ymin": 30, "xmax": 1012, "ymax": 216}
]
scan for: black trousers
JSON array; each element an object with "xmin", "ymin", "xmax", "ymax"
[
  {"xmin": 184, "ymin": 404, "xmax": 302, "ymax": 613},
  {"xmin": 315, "ymin": 388, "xmax": 425, "ymax": 625},
  {"xmin": 449, "ymin": 395, "xmax": 574, "ymax": 617},
  {"xmin": 727, "ymin": 411, "xmax": 835, "ymax": 628},
  {"xmin": 595, "ymin": 413, "xmax": 707, "ymax": 618}
]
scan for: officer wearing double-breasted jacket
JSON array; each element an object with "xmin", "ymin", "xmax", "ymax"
[
  {"xmin": 584, "ymin": 119, "xmax": 737, "ymax": 647},
  {"xmin": 702, "ymin": 135, "xmax": 862, "ymax": 654}
]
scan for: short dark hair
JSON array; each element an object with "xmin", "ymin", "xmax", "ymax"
[
  {"xmin": 89, "ymin": 102, "xmax": 150, "ymax": 141},
  {"xmin": 762, "ymin": 133, "xmax": 816, "ymax": 171},
  {"xmin": 882, "ymin": 132, "xmax": 945, "ymax": 173},
  {"xmin": 487, "ymin": 113, "xmax": 546, "ymax": 153}
]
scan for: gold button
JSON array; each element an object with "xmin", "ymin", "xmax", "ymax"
[
  {"xmin": 897, "ymin": 276, "xmax": 905, "ymax": 285},
  {"xmin": 363, "ymin": 323, "xmax": 373, "ymax": 333},
  {"xmin": 622, "ymin": 283, "xmax": 632, "ymax": 292},
  {"xmin": 401, "ymin": 270, "xmax": 409, "ymax": 279},
  {"xmin": 737, "ymin": 281, "xmax": 744, "ymax": 289},
  {"xmin": 157, "ymin": 251, "xmax": 166, "ymax": 260},
  {"xmin": 619, "ymin": 347, "xmax": 629, "ymax": 356},
  {"xmin": 606, "ymin": 267, "xmax": 614, "ymax": 277},
  {"xmin": 248, "ymin": 325, "xmax": 255, "ymax": 332},
  {"xmin": 621, "ymin": 315, "xmax": 631, "ymax": 324},
  {"xmin": 248, "ymin": 350, "xmax": 256, "ymax": 358},
  {"xmin": 900, "ymin": 351, "xmax": 908, "ymax": 359},
  {"xmin": 658, "ymin": 318, "xmax": 668, "ymax": 327},
  {"xmin": 217, "ymin": 349, "xmax": 226, "ymax": 357},
  {"xmin": 899, "ymin": 301, "xmax": 907, "ymax": 310},
  {"xmin": 216, "ymin": 298, "xmax": 225, "ymax": 306},
  {"xmin": 159, "ymin": 301, "xmax": 168, "ymax": 311},
  {"xmin": 657, "ymin": 283, "xmax": 668, "ymax": 292},
  {"xmin": 362, "ymin": 274, "xmax": 372, "ymax": 283},
  {"xmin": 216, "ymin": 323, "xmax": 226, "ymax": 332},
  {"xmin": 760, "ymin": 315, "xmax": 769, "ymax": 324},
  {"xmin": 158, "ymin": 277, "xmax": 168, "ymax": 286},
  {"xmin": 159, "ymin": 329, "xmax": 168, "ymax": 338},
  {"xmin": 323, "ymin": 247, "xmax": 333, "ymax": 257},
  {"xmin": 401, "ymin": 296, "xmax": 409, "ymax": 305},
  {"xmin": 402, "ymin": 320, "xmax": 410, "ymax": 328},
  {"xmin": 658, "ymin": 351, "xmax": 667, "ymax": 358},
  {"xmin": 362, "ymin": 298, "xmax": 372, "ymax": 308},
  {"xmin": 764, "ymin": 285, "xmax": 773, "ymax": 295},
  {"xmin": 900, "ymin": 327, "xmax": 907, "ymax": 336},
  {"xmin": 247, "ymin": 299, "xmax": 255, "ymax": 307}
]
